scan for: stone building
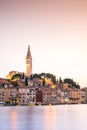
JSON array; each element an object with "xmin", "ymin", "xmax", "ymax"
[
  {"xmin": 18, "ymin": 87, "xmax": 30, "ymax": 105},
  {"xmin": 26, "ymin": 45, "xmax": 32, "ymax": 77}
]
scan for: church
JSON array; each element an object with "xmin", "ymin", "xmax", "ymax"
[
  {"xmin": 6, "ymin": 45, "xmax": 32, "ymax": 79},
  {"xmin": 26, "ymin": 45, "xmax": 32, "ymax": 77}
]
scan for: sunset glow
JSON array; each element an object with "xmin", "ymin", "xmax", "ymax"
[{"xmin": 0, "ymin": 0, "xmax": 87, "ymax": 87}]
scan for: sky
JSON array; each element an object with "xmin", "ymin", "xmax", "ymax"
[{"xmin": 0, "ymin": 0, "xmax": 87, "ymax": 88}]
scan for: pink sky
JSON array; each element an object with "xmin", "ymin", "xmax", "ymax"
[{"xmin": 0, "ymin": 0, "xmax": 87, "ymax": 87}]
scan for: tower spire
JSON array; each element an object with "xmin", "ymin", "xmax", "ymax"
[
  {"xmin": 26, "ymin": 45, "xmax": 32, "ymax": 77},
  {"xmin": 26, "ymin": 45, "xmax": 32, "ymax": 58}
]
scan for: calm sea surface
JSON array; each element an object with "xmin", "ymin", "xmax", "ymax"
[{"xmin": 0, "ymin": 104, "xmax": 87, "ymax": 130}]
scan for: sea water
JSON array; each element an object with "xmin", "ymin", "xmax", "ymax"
[{"xmin": 0, "ymin": 104, "xmax": 87, "ymax": 130}]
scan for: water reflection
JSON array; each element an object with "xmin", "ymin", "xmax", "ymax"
[
  {"xmin": 10, "ymin": 110, "xmax": 18, "ymax": 130},
  {"xmin": 0, "ymin": 105, "xmax": 87, "ymax": 130},
  {"xmin": 43, "ymin": 106, "xmax": 57, "ymax": 130}
]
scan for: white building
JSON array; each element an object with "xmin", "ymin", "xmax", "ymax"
[
  {"xmin": 29, "ymin": 88, "xmax": 36, "ymax": 105},
  {"xmin": 18, "ymin": 87, "xmax": 30, "ymax": 105}
]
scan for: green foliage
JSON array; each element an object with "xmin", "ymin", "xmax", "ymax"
[
  {"xmin": 75, "ymin": 84, "xmax": 80, "ymax": 89},
  {"xmin": 34, "ymin": 74, "xmax": 40, "ymax": 78},
  {"xmin": 43, "ymin": 79, "xmax": 45, "ymax": 86},
  {"xmin": 30, "ymin": 74, "xmax": 33, "ymax": 80},
  {"xmin": 64, "ymin": 78, "xmax": 80, "ymax": 89},
  {"xmin": 59, "ymin": 77, "xmax": 63, "ymax": 83},
  {"xmin": 30, "ymin": 73, "xmax": 56, "ymax": 84},
  {"xmin": 39, "ymin": 73, "xmax": 46, "ymax": 78},
  {"xmin": 64, "ymin": 78, "xmax": 75, "ymax": 85},
  {"xmin": 52, "ymin": 75, "xmax": 56, "ymax": 84},
  {"xmin": 22, "ymin": 73, "xmax": 25, "ymax": 79},
  {"xmin": 11, "ymin": 74, "xmax": 22, "ymax": 80},
  {"xmin": 25, "ymin": 77, "xmax": 28, "ymax": 86}
]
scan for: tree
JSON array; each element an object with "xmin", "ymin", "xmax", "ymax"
[
  {"xmin": 33, "ymin": 74, "xmax": 40, "ymax": 79},
  {"xmin": 30, "ymin": 74, "xmax": 33, "ymax": 80},
  {"xmin": 29, "ymin": 73, "xmax": 57, "ymax": 84},
  {"xmin": 25, "ymin": 77, "xmax": 28, "ymax": 86},
  {"xmin": 64, "ymin": 78, "xmax": 80, "ymax": 89},
  {"xmin": 64, "ymin": 78, "xmax": 75, "ymax": 86},
  {"xmin": 52, "ymin": 75, "xmax": 56, "ymax": 84},
  {"xmin": 59, "ymin": 77, "xmax": 63, "ymax": 83},
  {"xmin": 39, "ymin": 73, "xmax": 46, "ymax": 79},
  {"xmin": 46, "ymin": 73, "xmax": 53, "ymax": 79},
  {"xmin": 11, "ymin": 74, "xmax": 22, "ymax": 80},
  {"xmin": 22, "ymin": 73, "xmax": 24, "ymax": 79},
  {"xmin": 43, "ymin": 79, "xmax": 45, "ymax": 86},
  {"xmin": 75, "ymin": 84, "xmax": 80, "ymax": 89}
]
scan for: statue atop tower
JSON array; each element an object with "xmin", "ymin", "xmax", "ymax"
[{"xmin": 26, "ymin": 45, "xmax": 32, "ymax": 77}]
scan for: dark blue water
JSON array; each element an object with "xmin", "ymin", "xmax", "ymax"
[{"xmin": 0, "ymin": 104, "xmax": 87, "ymax": 130}]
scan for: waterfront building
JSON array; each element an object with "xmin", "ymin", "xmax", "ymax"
[
  {"xmin": 56, "ymin": 87, "xmax": 61, "ymax": 96},
  {"xmin": 42, "ymin": 86, "xmax": 58, "ymax": 105},
  {"xmin": 42, "ymin": 87, "xmax": 52, "ymax": 105},
  {"xmin": 69, "ymin": 88, "xmax": 82, "ymax": 103},
  {"xmin": 81, "ymin": 90, "xmax": 86, "ymax": 103},
  {"xmin": 84, "ymin": 90, "xmax": 87, "ymax": 103},
  {"xmin": 60, "ymin": 91, "xmax": 65, "ymax": 103},
  {"xmin": 2, "ymin": 88, "xmax": 10, "ymax": 102},
  {"xmin": 0, "ymin": 87, "xmax": 18, "ymax": 104},
  {"xmin": 9, "ymin": 88, "xmax": 18, "ymax": 104},
  {"xmin": 0, "ymin": 88, "xmax": 3, "ymax": 102},
  {"xmin": 18, "ymin": 87, "xmax": 30, "ymax": 105},
  {"xmin": 81, "ymin": 87, "xmax": 87, "ymax": 103},
  {"xmin": 56, "ymin": 88, "xmax": 61, "ymax": 103},
  {"xmin": 63, "ymin": 90, "xmax": 70, "ymax": 103},
  {"xmin": 36, "ymin": 89, "xmax": 43, "ymax": 104},
  {"xmin": 29, "ymin": 88, "xmax": 36, "ymax": 105}
]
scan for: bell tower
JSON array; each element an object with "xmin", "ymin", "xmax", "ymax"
[{"xmin": 26, "ymin": 45, "xmax": 32, "ymax": 77}]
